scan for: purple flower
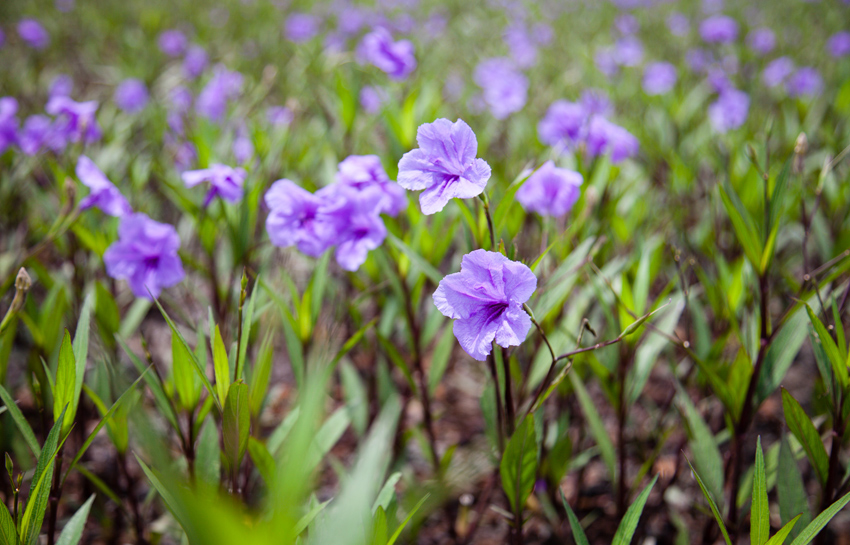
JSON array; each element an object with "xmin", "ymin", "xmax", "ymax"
[
  {"xmin": 18, "ymin": 19, "xmax": 49, "ymax": 49},
  {"xmin": 325, "ymin": 186, "xmax": 388, "ymax": 271},
  {"xmin": 18, "ymin": 115, "xmax": 57, "ymax": 155},
  {"xmin": 532, "ymin": 22, "xmax": 553, "ymax": 45},
  {"xmin": 114, "ymin": 79, "xmax": 149, "ymax": 113},
  {"xmin": 667, "ymin": 13, "xmax": 690, "ymax": 36},
  {"xmin": 196, "ymin": 65, "xmax": 243, "ymax": 121},
  {"xmin": 685, "ymin": 48, "xmax": 712, "ymax": 72},
  {"xmin": 0, "ymin": 98, "xmax": 19, "ymax": 154},
  {"xmin": 614, "ymin": 14, "xmax": 639, "ymax": 35},
  {"xmin": 503, "ymin": 24, "xmax": 537, "ymax": 69},
  {"xmin": 538, "ymin": 100, "xmax": 586, "ymax": 149},
  {"xmin": 433, "ymin": 250, "xmax": 537, "ymax": 361},
  {"xmin": 827, "ymin": 32, "xmax": 850, "ymax": 58},
  {"xmin": 104, "ymin": 213, "xmax": 185, "ymax": 299},
  {"xmin": 49, "ymin": 75, "xmax": 73, "ymax": 98},
  {"xmin": 285, "ymin": 13, "xmax": 320, "ymax": 42},
  {"xmin": 786, "ymin": 67, "xmax": 823, "ymax": 98},
  {"xmin": 614, "ymin": 37, "xmax": 643, "ymax": 66},
  {"xmin": 747, "ymin": 28, "xmax": 775, "ymax": 55},
  {"xmin": 699, "ymin": 15, "xmax": 738, "ymax": 43},
  {"xmin": 516, "ymin": 161, "xmax": 582, "ymax": 217},
  {"xmin": 595, "ymin": 47, "xmax": 620, "ymax": 78},
  {"xmin": 357, "ymin": 28, "xmax": 416, "ymax": 80},
  {"xmin": 762, "ymin": 57, "xmax": 794, "ymax": 88},
  {"xmin": 642, "ymin": 62, "xmax": 678, "ymax": 95},
  {"xmin": 0, "ymin": 29, "xmax": 5, "ymax": 49},
  {"xmin": 183, "ymin": 45, "xmax": 208, "ymax": 79},
  {"xmin": 708, "ymin": 88, "xmax": 749, "ymax": 133},
  {"xmin": 174, "ymin": 142, "xmax": 197, "ymax": 172},
  {"xmin": 359, "ymin": 86, "xmax": 386, "ymax": 114},
  {"xmin": 76, "ymin": 155, "xmax": 133, "ymax": 216},
  {"xmin": 586, "ymin": 117, "xmax": 639, "ymax": 163},
  {"xmin": 158, "ymin": 29, "xmax": 188, "ymax": 56},
  {"xmin": 266, "ymin": 106, "xmax": 293, "ymax": 127},
  {"xmin": 579, "ymin": 90, "xmax": 612, "ymax": 118},
  {"xmin": 265, "ymin": 179, "xmax": 337, "ymax": 257},
  {"xmin": 233, "ymin": 126, "xmax": 254, "ymax": 165},
  {"xmin": 169, "ymin": 86, "xmax": 193, "ymax": 114},
  {"xmin": 181, "ymin": 164, "xmax": 246, "ymax": 206},
  {"xmin": 473, "ymin": 58, "xmax": 528, "ymax": 119},
  {"xmin": 45, "ymin": 96, "xmax": 101, "ymax": 144},
  {"xmin": 707, "ymin": 68, "xmax": 733, "ymax": 93},
  {"xmin": 397, "ymin": 118, "xmax": 491, "ymax": 215},
  {"xmin": 337, "ymin": 155, "xmax": 407, "ymax": 216}
]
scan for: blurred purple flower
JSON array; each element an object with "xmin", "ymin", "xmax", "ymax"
[
  {"xmin": 174, "ymin": 141, "xmax": 197, "ymax": 172},
  {"xmin": 0, "ymin": 29, "xmax": 5, "ymax": 49},
  {"xmin": 473, "ymin": 57, "xmax": 528, "ymax": 119},
  {"xmin": 699, "ymin": 15, "xmax": 738, "ymax": 43},
  {"xmin": 685, "ymin": 48, "xmax": 712, "ymax": 72},
  {"xmin": 183, "ymin": 45, "xmax": 208, "ymax": 79},
  {"xmin": 169, "ymin": 85, "xmax": 193, "ymax": 114},
  {"xmin": 516, "ymin": 161, "xmax": 582, "ymax": 217},
  {"xmin": 643, "ymin": 62, "xmax": 678, "ymax": 95},
  {"xmin": 595, "ymin": 47, "xmax": 620, "ymax": 78},
  {"xmin": 707, "ymin": 68, "xmax": 733, "ymax": 93},
  {"xmin": 531, "ymin": 22, "xmax": 553, "ymax": 45},
  {"xmin": 158, "ymin": 29, "xmax": 188, "ymax": 56},
  {"xmin": 708, "ymin": 88, "xmax": 749, "ymax": 132},
  {"xmin": 285, "ymin": 13, "xmax": 320, "ymax": 42},
  {"xmin": 18, "ymin": 19, "xmax": 49, "ymax": 49},
  {"xmin": 196, "ymin": 65, "xmax": 243, "ymax": 121},
  {"xmin": 0, "ymin": 98, "xmax": 19, "ymax": 154},
  {"xmin": 266, "ymin": 105, "xmax": 293, "ymax": 127},
  {"xmin": 45, "ymin": 96, "xmax": 101, "ymax": 144},
  {"xmin": 580, "ymin": 90, "xmax": 612, "ymax": 118},
  {"xmin": 614, "ymin": 37, "xmax": 643, "ymax": 66},
  {"xmin": 104, "ymin": 213, "xmax": 185, "ymax": 299},
  {"xmin": 433, "ymin": 249, "xmax": 536, "ymax": 361},
  {"xmin": 357, "ymin": 28, "xmax": 416, "ymax": 80},
  {"xmin": 337, "ymin": 154, "xmax": 407, "ymax": 216},
  {"xmin": 786, "ymin": 67, "xmax": 823, "ymax": 97},
  {"xmin": 181, "ymin": 163, "xmax": 246, "ymax": 206},
  {"xmin": 747, "ymin": 28, "xmax": 775, "ymax": 55},
  {"xmin": 503, "ymin": 24, "xmax": 537, "ymax": 69},
  {"xmin": 538, "ymin": 100, "xmax": 586, "ymax": 149},
  {"xmin": 762, "ymin": 57, "xmax": 794, "ymax": 88},
  {"xmin": 114, "ymin": 79, "xmax": 149, "ymax": 113},
  {"xmin": 614, "ymin": 14, "xmax": 639, "ymax": 35},
  {"xmin": 667, "ymin": 13, "xmax": 690, "ymax": 36},
  {"xmin": 397, "ymin": 118, "xmax": 491, "ymax": 215},
  {"xmin": 337, "ymin": 6, "xmax": 367, "ymax": 35},
  {"xmin": 323, "ymin": 32, "xmax": 346, "ymax": 54},
  {"xmin": 265, "ymin": 179, "xmax": 338, "ymax": 257},
  {"xmin": 586, "ymin": 116, "xmax": 639, "ymax": 163},
  {"xmin": 233, "ymin": 126, "xmax": 254, "ymax": 165},
  {"xmin": 49, "ymin": 75, "xmax": 73, "ymax": 98},
  {"xmin": 827, "ymin": 32, "xmax": 850, "ymax": 58},
  {"xmin": 359, "ymin": 86, "xmax": 386, "ymax": 114},
  {"xmin": 18, "ymin": 115, "xmax": 57, "ymax": 155},
  {"xmin": 76, "ymin": 155, "xmax": 132, "ymax": 216}
]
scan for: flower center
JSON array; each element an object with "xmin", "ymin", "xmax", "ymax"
[{"xmin": 479, "ymin": 301, "xmax": 508, "ymax": 325}]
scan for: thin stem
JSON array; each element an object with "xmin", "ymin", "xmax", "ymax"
[
  {"xmin": 479, "ymin": 193, "xmax": 496, "ymax": 249},
  {"xmin": 488, "ymin": 352, "xmax": 505, "ymax": 453},
  {"xmin": 233, "ymin": 269, "xmax": 248, "ymax": 382},
  {"xmin": 501, "ymin": 348, "xmax": 515, "ymax": 436}
]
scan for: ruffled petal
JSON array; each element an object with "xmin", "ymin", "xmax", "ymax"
[
  {"xmin": 494, "ymin": 302, "xmax": 532, "ymax": 348},
  {"xmin": 502, "ymin": 260, "xmax": 537, "ymax": 304},
  {"xmin": 453, "ymin": 311, "xmax": 500, "ymax": 361},
  {"xmin": 418, "ymin": 175, "xmax": 455, "ymax": 215},
  {"xmin": 397, "ymin": 149, "xmax": 435, "ymax": 190}
]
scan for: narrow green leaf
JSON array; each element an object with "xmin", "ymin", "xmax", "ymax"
[
  {"xmin": 212, "ymin": 325, "xmax": 230, "ymax": 406},
  {"xmin": 386, "ymin": 233, "xmax": 442, "ymax": 284},
  {"xmin": 249, "ymin": 332, "xmax": 273, "ymax": 418},
  {"xmin": 612, "ymin": 475, "xmax": 658, "ymax": 545},
  {"xmin": 0, "ymin": 383, "xmax": 40, "ymax": 457},
  {"xmin": 752, "ymin": 437, "xmax": 770, "ymax": 545},
  {"xmin": 172, "ymin": 327, "xmax": 200, "ymax": 411},
  {"xmin": 117, "ymin": 337, "xmax": 180, "ymax": 432},
  {"xmin": 719, "ymin": 180, "xmax": 763, "ymax": 268},
  {"xmin": 20, "ymin": 407, "xmax": 65, "ymax": 545},
  {"xmin": 71, "ymin": 293, "xmax": 93, "ymax": 421},
  {"xmin": 223, "ymin": 382, "xmax": 250, "ymax": 469},
  {"xmin": 196, "ymin": 418, "xmax": 221, "ymax": 487},
  {"xmin": 777, "ymin": 435, "xmax": 811, "ymax": 542},
  {"xmin": 372, "ymin": 472, "xmax": 402, "ymax": 514},
  {"xmin": 687, "ymin": 457, "xmax": 732, "ymax": 545},
  {"xmin": 0, "ymin": 501, "xmax": 16, "ymax": 545},
  {"xmin": 677, "ymin": 388, "xmax": 724, "ymax": 505},
  {"xmin": 499, "ymin": 415, "xmax": 538, "ymax": 515},
  {"xmin": 386, "ymin": 494, "xmax": 429, "ymax": 545},
  {"xmin": 789, "ymin": 490, "xmax": 850, "ymax": 545},
  {"xmin": 54, "ymin": 330, "xmax": 76, "ymax": 431},
  {"xmin": 766, "ymin": 515, "xmax": 801, "ymax": 545},
  {"xmin": 805, "ymin": 305, "xmax": 848, "ymax": 389},
  {"xmin": 781, "ymin": 388, "xmax": 829, "ymax": 485},
  {"xmin": 236, "ymin": 274, "xmax": 259, "ymax": 382},
  {"xmin": 55, "ymin": 494, "xmax": 95, "ymax": 545},
  {"xmin": 428, "ymin": 326, "xmax": 455, "ymax": 396},
  {"xmin": 248, "ymin": 437, "xmax": 275, "ymax": 485},
  {"xmin": 570, "ymin": 373, "xmax": 616, "ymax": 480},
  {"xmin": 560, "ymin": 489, "xmax": 591, "ymax": 545}
]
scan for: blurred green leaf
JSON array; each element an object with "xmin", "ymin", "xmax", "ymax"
[
  {"xmin": 212, "ymin": 324, "xmax": 231, "ymax": 406},
  {"xmin": 781, "ymin": 388, "xmax": 828, "ymax": 485},
  {"xmin": 766, "ymin": 515, "xmax": 801, "ymax": 545},
  {"xmin": 561, "ymin": 488, "xmax": 591, "ymax": 545},
  {"xmin": 687, "ymin": 457, "xmax": 732, "ymax": 545},
  {"xmin": 570, "ymin": 373, "xmax": 616, "ymax": 481},
  {"xmin": 55, "ymin": 494, "xmax": 95, "ymax": 545},
  {"xmin": 223, "ymin": 382, "xmax": 250, "ymax": 471},
  {"xmin": 777, "ymin": 435, "xmax": 812, "ymax": 543},
  {"xmin": 612, "ymin": 475, "xmax": 657, "ymax": 545},
  {"xmin": 500, "ymin": 415, "xmax": 538, "ymax": 515},
  {"xmin": 677, "ymin": 387, "xmax": 724, "ymax": 506}
]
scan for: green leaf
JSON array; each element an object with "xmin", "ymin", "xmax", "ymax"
[
  {"xmin": 371, "ymin": 472, "xmax": 402, "ymax": 514},
  {"xmin": 687, "ymin": 457, "xmax": 732, "ymax": 545},
  {"xmin": 0, "ymin": 383, "xmax": 41, "ymax": 457},
  {"xmin": 570, "ymin": 373, "xmax": 616, "ymax": 480},
  {"xmin": 54, "ymin": 330, "xmax": 76, "ymax": 432},
  {"xmin": 719, "ymin": 179, "xmax": 763, "ymax": 269},
  {"xmin": 212, "ymin": 325, "xmax": 230, "ymax": 406},
  {"xmin": 781, "ymin": 388, "xmax": 829, "ymax": 485},
  {"xmin": 677, "ymin": 388, "xmax": 724, "ymax": 505},
  {"xmin": 612, "ymin": 475, "xmax": 658, "ymax": 545},
  {"xmin": 386, "ymin": 233, "xmax": 442, "ymax": 284},
  {"xmin": 385, "ymin": 494, "xmax": 429, "ymax": 545},
  {"xmin": 249, "ymin": 332, "xmax": 273, "ymax": 418},
  {"xmin": 766, "ymin": 515, "xmax": 801, "ymax": 545},
  {"xmin": 248, "ymin": 437, "xmax": 274, "ymax": 485},
  {"xmin": 236, "ymin": 274, "xmax": 259, "ymax": 382},
  {"xmin": 499, "ymin": 415, "xmax": 538, "ymax": 515},
  {"xmin": 172, "ymin": 326, "xmax": 200, "ymax": 411},
  {"xmin": 0, "ymin": 502, "xmax": 17, "ymax": 545},
  {"xmin": 428, "ymin": 326, "xmax": 455, "ymax": 396},
  {"xmin": 196, "ymin": 418, "xmax": 221, "ymax": 487},
  {"xmin": 805, "ymin": 305, "xmax": 848, "ymax": 390},
  {"xmin": 20, "ymin": 407, "xmax": 65, "ymax": 545},
  {"xmin": 560, "ymin": 489, "xmax": 590, "ymax": 545},
  {"xmin": 788, "ymin": 490, "xmax": 850, "ymax": 545},
  {"xmin": 223, "ymin": 382, "xmax": 250, "ymax": 470},
  {"xmin": 752, "ymin": 437, "xmax": 770, "ymax": 545},
  {"xmin": 777, "ymin": 435, "xmax": 811, "ymax": 542},
  {"xmin": 71, "ymin": 293, "xmax": 93, "ymax": 412},
  {"xmin": 117, "ymin": 337, "xmax": 180, "ymax": 432},
  {"xmin": 55, "ymin": 494, "xmax": 95, "ymax": 545}
]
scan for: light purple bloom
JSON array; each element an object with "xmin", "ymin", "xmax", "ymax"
[
  {"xmin": 433, "ymin": 250, "xmax": 537, "ymax": 361},
  {"xmin": 325, "ymin": 186, "xmax": 388, "ymax": 271},
  {"xmin": 18, "ymin": 115, "xmax": 57, "ymax": 155},
  {"xmin": 827, "ymin": 32, "xmax": 850, "ymax": 58},
  {"xmin": 49, "ymin": 75, "xmax": 73, "ymax": 98},
  {"xmin": 667, "ymin": 13, "xmax": 690, "ymax": 36},
  {"xmin": 747, "ymin": 28, "xmax": 775, "ymax": 55},
  {"xmin": 265, "ymin": 179, "xmax": 337, "ymax": 257},
  {"xmin": 503, "ymin": 24, "xmax": 537, "ymax": 69},
  {"xmin": 285, "ymin": 13, "xmax": 320, "ymax": 42},
  {"xmin": 174, "ymin": 141, "xmax": 197, "ymax": 172},
  {"xmin": 643, "ymin": 62, "xmax": 678, "ymax": 95},
  {"xmin": 762, "ymin": 57, "xmax": 795, "ymax": 88},
  {"xmin": 18, "ymin": 19, "xmax": 49, "ymax": 49},
  {"xmin": 397, "ymin": 118, "xmax": 491, "ymax": 215},
  {"xmin": 707, "ymin": 68, "xmax": 733, "ymax": 93},
  {"xmin": 233, "ymin": 127, "xmax": 254, "ymax": 165},
  {"xmin": 708, "ymin": 88, "xmax": 749, "ymax": 132},
  {"xmin": 595, "ymin": 47, "xmax": 620, "ymax": 78},
  {"xmin": 76, "ymin": 155, "xmax": 133, "ymax": 216},
  {"xmin": 532, "ymin": 22, "xmax": 553, "ymax": 46},
  {"xmin": 614, "ymin": 14, "xmax": 639, "ymax": 35},
  {"xmin": 181, "ymin": 164, "xmax": 246, "ymax": 206},
  {"xmin": 183, "ymin": 45, "xmax": 208, "ymax": 78},
  {"xmin": 685, "ymin": 48, "xmax": 712, "ymax": 72},
  {"xmin": 357, "ymin": 28, "xmax": 416, "ymax": 80},
  {"xmin": 580, "ymin": 90, "xmax": 612, "ymax": 118},
  {"xmin": 266, "ymin": 106, "xmax": 293, "ymax": 127},
  {"xmin": 614, "ymin": 37, "xmax": 643, "ymax": 66},
  {"xmin": 103, "ymin": 213, "xmax": 185, "ymax": 299},
  {"xmin": 473, "ymin": 58, "xmax": 528, "ymax": 119},
  {"xmin": 337, "ymin": 155, "xmax": 407, "ymax": 216},
  {"xmin": 699, "ymin": 15, "xmax": 738, "ymax": 43},
  {"xmin": 196, "ymin": 65, "xmax": 243, "ymax": 121},
  {"xmin": 538, "ymin": 100, "xmax": 586, "ymax": 149},
  {"xmin": 45, "ymin": 96, "xmax": 101, "ymax": 144},
  {"xmin": 516, "ymin": 161, "xmax": 582, "ymax": 217},
  {"xmin": 586, "ymin": 117, "xmax": 639, "ymax": 163},
  {"xmin": 359, "ymin": 86, "xmax": 386, "ymax": 114},
  {"xmin": 0, "ymin": 98, "xmax": 19, "ymax": 154},
  {"xmin": 114, "ymin": 79, "xmax": 149, "ymax": 113},
  {"xmin": 786, "ymin": 67, "xmax": 823, "ymax": 97},
  {"xmin": 158, "ymin": 30, "xmax": 188, "ymax": 56}
]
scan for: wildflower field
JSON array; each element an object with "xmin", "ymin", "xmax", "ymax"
[{"xmin": 3, "ymin": 0, "xmax": 850, "ymax": 543}]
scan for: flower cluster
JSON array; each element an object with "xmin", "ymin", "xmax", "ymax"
[
  {"xmin": 0, "ymin": 93, "xmax": 103, "ymax": 156},
  {"xmin": 516, "ymin": 161, "xmax": 583, "ymax": 218},
  {"xmin": 473, "ymin": 58, "xmax": 529, "ymax": 119}
]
